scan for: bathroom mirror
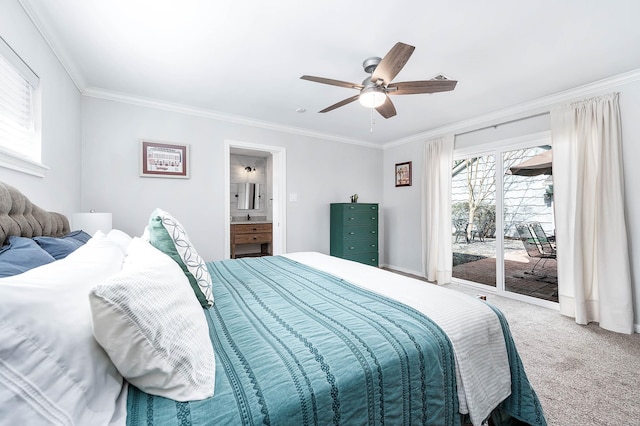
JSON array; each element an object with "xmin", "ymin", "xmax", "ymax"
[{"xmin": 237, "ymin": 183, "xmax": 260, "ymax": 210}]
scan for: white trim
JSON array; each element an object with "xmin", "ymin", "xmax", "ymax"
[
  {"xmin": 0, "ymin": 36, "xmax": 39, "ymax": 87},
  {"xmin": 18, "ymin": 0, "xmax": 85, "ymax": 92},
  {"xmin": 224, "ymin": 140, "xmax": 287, "ymax": 259},
  {"xmin": 452, "ymin": 278, "xmax": 560, "ymax": 311},
  {"xmin": 380, "ymin": 263, "xmax": 424, "ymax": 279},
  {"xmin": 384, "ymin": 68, "xmax": 640, "ymax": 149},
  {"xmin": 0, "ymin": 147, "xmax": 49, "ymax": 177},
  {"xmin": 453, "ymin": 131, "xmax": 551, "ymax": 159},
  {"xmin": 84, "ymin": 87, "xmax": 381, "ymax": 149}
]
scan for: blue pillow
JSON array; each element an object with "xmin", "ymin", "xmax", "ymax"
[
  {"xmin": 33, "ymin": 235, "xmax": 85, "ymax": 260},
  {"xmin": 64, "ymin": 230, "xmax": 92, "ymax": 244},
  {"xmin": 0, "ymin": 236, "xmax": 56, "ymax": 278}
]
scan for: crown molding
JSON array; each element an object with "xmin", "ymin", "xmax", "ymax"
[
  {"xmin": 82, "ymin": 87, "xmax": 381, "ymax": 149},
  {"xmin": 383, "ymin": 68, "xmax": 640, "ymax": 149},
  {"xmin": 18, "ymin": 0, "xmax": 86, "ymax": 92},
  {"xmin": 16, "ymin": 0, "xmax": 640, "ymax": 152}
]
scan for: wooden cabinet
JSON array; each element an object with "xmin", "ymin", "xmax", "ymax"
[
  {"xmin": 231, "ymin": 223, "xmax": 272, "ymax": 258},
  {"xmin": 330, "ymin": 203, "xmax": 378, "ymax": 267}
]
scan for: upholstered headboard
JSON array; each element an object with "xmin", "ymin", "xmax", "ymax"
[{"xmin": 0, "ymin": 182, "xmax": 70, "ymax": 246}]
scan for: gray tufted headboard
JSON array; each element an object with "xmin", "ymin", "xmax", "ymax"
[{"xmin": 0, "ymin": 182, "xmax": 70, "ymax": 246}]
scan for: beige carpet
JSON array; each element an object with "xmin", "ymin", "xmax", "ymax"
[{"xmin": 443, "ymin": 283, "xmax": 640, "ymax": 426}]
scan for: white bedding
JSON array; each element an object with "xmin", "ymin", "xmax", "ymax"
[
  {"xmin": 0, "ymin": 243, "xmax": 509, "ymax": 426},
  {"xmin": 283, "ymin": 252, "xmax": 512, "ymax": 426}
]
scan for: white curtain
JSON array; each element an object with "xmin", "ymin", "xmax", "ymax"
[
  {"xmin": 422, "ymin": 135, "xmax": 454, "ymax": 284},
  {"xmin": 551, "ymin": 93, "xmax": 634, "ymax": 334}
]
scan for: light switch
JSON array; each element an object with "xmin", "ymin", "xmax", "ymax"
[{"xmin": 289, "ymin": 193, "xmax": 298, "ymax": 202}]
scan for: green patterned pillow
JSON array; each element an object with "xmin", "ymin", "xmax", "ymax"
[{"xmin": 146, "ymin": 208, "xmax": 213, "ymax": 308}]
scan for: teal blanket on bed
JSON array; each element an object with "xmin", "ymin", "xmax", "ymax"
[{"xmin": 126, "ymin": 256, "xmax": 545, "ymax": 426}]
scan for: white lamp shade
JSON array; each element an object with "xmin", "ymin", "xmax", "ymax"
[{"xmin": 72, "ymin": 212, "xmax": 113, "ymax": 235}]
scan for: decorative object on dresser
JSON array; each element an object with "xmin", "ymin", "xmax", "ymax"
[
  {"xmin": 330, "ymin": 203, "xmax": 378, "ymax": 266},
  {"xmin": 230, "ymin": 222, "xmax": 272, "ymax": 258}
]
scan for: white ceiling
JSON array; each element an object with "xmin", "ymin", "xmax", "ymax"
[{"xmin": 20, "ymin": 0, "xmax": 640, "ymax": 146}]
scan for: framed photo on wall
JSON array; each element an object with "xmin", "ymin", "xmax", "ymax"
[
  {"xmin": 140, "ymin": 139, "xmax": 190, "ymax": 178},
  {"xmin": 395, "ymin": 161, "xmax": 412, "ymax": 187}
]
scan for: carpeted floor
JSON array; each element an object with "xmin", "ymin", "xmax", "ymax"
[{"xmin": 443, "ymin": 283, "xmax": 640, "ymax": 426}]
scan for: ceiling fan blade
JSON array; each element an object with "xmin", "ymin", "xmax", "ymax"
[
  {"xmin": 370, "ymin": 42, "xmax": 415, "ymax": 85},
  {"xmin": 387, "ymin": 79, "xmax": 458, "ymax": 95},
  {"xmin": 300, "ymin": 75, "xmax": 363, "ymax": 90},
  {"xmin": 319, "ymin": 94, "xmax": 360, "ymax": 113},
  {"xmin": 375, "ymin": 96, "xmax": 397, "ymax": 119}
]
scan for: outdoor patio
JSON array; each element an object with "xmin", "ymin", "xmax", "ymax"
[{"xmin": 452, "ymin": 237, "xmax": 558, "ymax": 303}]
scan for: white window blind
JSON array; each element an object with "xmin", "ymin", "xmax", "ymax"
[{"xmin": 0, "ymin": 36, "xmax": 40, "ymax": 161}]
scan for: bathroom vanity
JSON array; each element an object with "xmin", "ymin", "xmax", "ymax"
[{"xmin": 230, "ymin": 222, "xmax": 272, "ymax": 259}]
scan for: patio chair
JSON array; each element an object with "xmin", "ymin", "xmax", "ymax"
[
  {"xmin": 528, "ymin": 221, "xmax": 556, "ymax": 255},
  {"xmin": 452, "ymin": 218, "xmax": 469, "ymax": 243},
  {"xmin": 471, "ymin": 219, "xmax": 493, "ymax": 242},
  {"xmin": 515, "ymin": 222, "xmax": 557, "ymax": 276}
]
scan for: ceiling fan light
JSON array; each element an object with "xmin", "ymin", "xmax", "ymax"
[{"xmin": 359, "ymin": 87, "xmax": 386, "ymax": 108}]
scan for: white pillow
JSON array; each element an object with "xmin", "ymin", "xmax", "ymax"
[
  {"xmin": 107, "ymin": 229, "xmax": 133, "ymax": 254},
  {"xmin": 89, "ymin": 237, "xmax": 215, "ymax": 401},
  {"xmin": 0, "ymin": 233, "xmax": 127, "ymax": 426}
]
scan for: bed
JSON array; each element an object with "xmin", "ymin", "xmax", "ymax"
[{"xmin": 0, "ymin": 182, "xmax": 546, "ymax": 426}]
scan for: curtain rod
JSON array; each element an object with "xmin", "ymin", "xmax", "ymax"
[{"xmin": 454, "ymin": 111, "xmax": 550, "ymax": 137}]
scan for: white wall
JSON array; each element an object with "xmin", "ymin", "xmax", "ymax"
[
  {"xmin": 81, "ymin": 97, "xmax": 383, "ymax": 260},
  {"xmin": 381, "ymin": 139, "xmax": 424, "ymax": 274},
  {"xmin": 0, "ymin": 0, "xmax": 82, "ymax": 214},
  {"xmin": 382, "ymin": 77, "xmax": 640, "ymax": 328}
]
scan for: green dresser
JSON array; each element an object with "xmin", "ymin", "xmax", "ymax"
[{"xmin": 330, "ymin": 203, "xmax": 379, "ymax": 267}]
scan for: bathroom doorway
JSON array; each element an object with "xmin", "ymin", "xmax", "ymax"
[{"xmin": 224, "ymin": 140, "xmax": 286, "ymax": 259}]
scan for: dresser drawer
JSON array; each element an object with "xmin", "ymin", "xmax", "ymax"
[
  {"xmin": 341, "ymin": 227, "xmax": 377, "ymax": 241},
  {"xmin": 340, "ymin": 204, "xmax": 378, "ymax": 212},
  {"xmin": 234, "ymin": 232, "xmax": 272, "ymax": 244},
  {"xmin": 340, "ymin": 210, "xmax": 378, "ymax": 226},
  {"xmin": 343, "ymin": 252, "xmax": 379, "ymax": 267},
  {"xmin": 233, "ymin": 223, "xmax": 272, "ymax": 234},
  {"xmin": 342, "ymin": 239, "xmax": 378, "ymax": 254}
]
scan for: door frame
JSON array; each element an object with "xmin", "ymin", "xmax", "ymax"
[
  {"xmin": 224, "ymin": 140, "xmax": 286, "ymax": 258},
  {"xmin": 452, "ymin": 131, "xmax": 558, "ymax": 310}
]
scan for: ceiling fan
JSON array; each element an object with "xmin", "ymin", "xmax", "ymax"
[{"xmin": 300, "ymin": 42, "xmax": 457, "ymax": 119}]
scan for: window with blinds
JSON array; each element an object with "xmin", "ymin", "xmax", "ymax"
[{"xmin": 0, "ymin": 37, "xmax": 40, "ymax": 163}]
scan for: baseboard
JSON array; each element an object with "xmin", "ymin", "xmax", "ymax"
[
  {"xmin": 635, "ymin": 323, "xmax": 640, "ymax": 334},
  {"xmin": 380, "ymin": 263, "xmax": 424, "ymax": 279}
]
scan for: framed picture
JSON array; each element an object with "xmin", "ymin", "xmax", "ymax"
[
  {"xmin": 395, "ymin": 161, "xmax": 412, "ymax": 187},
  {"xmin": 140, "ymin": 139, "xmax": 190, "ymax": 178}
]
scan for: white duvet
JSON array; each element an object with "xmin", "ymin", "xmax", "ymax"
[{"xmin": 283, "ymin": 252, "xmax": 512, "ymax": 426}]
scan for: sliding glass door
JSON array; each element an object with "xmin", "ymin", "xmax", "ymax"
[
  {"xmin": 452, "ymin": 140, "xmax": 558, "ymax": 306},
  {"xmin": 503, "ymin": 147, "xmax": 557, "ymax": 302},
  {"xmin": 451, "ymin": 155, "xmax": 496, "ymax": 287}
]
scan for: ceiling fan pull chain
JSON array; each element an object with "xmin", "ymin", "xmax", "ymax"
[{"xmin": 370, "ymin": 106, "xmax": 375, "ymax": 133}]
